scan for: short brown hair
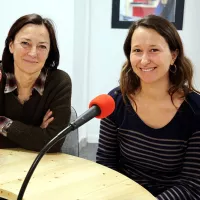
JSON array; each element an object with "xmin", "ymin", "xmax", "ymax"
[{"xmin": 2, "ymin": 13, "xmax": 59, "ymax": 73}]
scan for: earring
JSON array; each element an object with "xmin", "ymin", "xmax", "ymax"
[{"xmin": 169, "ymin": 64, "xmax": 177, "ymax": 73}]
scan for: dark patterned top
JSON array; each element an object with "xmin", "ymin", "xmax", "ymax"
[
  {"xmin": 97, "ymin": 87, "xmax": 200, "ymax": 200},
  {"xmin": 0, "ymin": 70, "xmax": 48, "ymax": 132}
]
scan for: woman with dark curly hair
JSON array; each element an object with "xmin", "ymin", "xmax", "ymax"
[{"xmin": 97, "ymin": 15, "xmax": 200, "ymax": 199}]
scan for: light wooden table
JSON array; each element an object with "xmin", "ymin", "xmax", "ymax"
[{"xmin": 0, "ymin": 149, "xmax": 156, "ymax": 200}]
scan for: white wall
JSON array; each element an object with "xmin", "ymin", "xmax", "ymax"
[
  {"xmin": 72, "ymin": 0, "xmax": 91, "ymax": 142},
  {"xmin": 0, "ymin": 0, "xmax": 74, "ymax": 77},
  {"xmin": 86, "ymin": 0, "xmax": 127, "ymax": 142},
  {"xmin": 178, "ymin": 0, "xmax": 200, "ymax": 89}
]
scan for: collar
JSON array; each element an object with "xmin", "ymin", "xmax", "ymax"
[{"xmin": 4, "ymin": 69, "xmax": 48, "ymax": 96}]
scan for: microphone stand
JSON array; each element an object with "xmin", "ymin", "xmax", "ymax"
[{"xmin": 17, "ymin": 105, "xmax": 100, "ymax": 200}]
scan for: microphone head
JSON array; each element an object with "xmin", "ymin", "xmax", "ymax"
[{"xmin": 89, "ymin": 94, "xmax": 115, "ymax": 119}]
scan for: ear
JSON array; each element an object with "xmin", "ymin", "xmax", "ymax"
[
  {"xmin": 170, "ymin": 49, "xmax": 179, "ymax": 65},
  {"xmin": 9, "ymin": 41, "xmax": 14, "ymax": 54}
]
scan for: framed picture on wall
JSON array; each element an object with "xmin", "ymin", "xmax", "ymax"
[{"xmin": 111, "ymin": 0, "xmax": 185, "ymax": 30}]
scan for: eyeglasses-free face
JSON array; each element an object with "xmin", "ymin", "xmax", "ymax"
[
  {"xmin": 130, "ymin": 27, "xmax": 178, "ymax": 85},
  {"xmin": 9, "ymin": 23, "xmax": 50, "ymax": 75}
]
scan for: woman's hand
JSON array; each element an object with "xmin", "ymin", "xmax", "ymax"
[{"xmin": 40, "ymin": 109, "xmax": 54, "ymax": 129}]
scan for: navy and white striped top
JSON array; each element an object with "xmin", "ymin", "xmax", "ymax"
[{"xmin": 96, "ymin": 87, "xmax": 200, "ymax": 200}]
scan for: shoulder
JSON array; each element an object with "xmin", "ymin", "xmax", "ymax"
[
  {"xmin": 0, "ymin": 62, "xmax": 6, "ymax": 84},
  {"xmin": 44, "ymin": 69, "xmax": 72, "ymax": 95},
  {"xmin": 108, "ymin": 86, "xmax": 122, "ymax": 100},
  {"xmin": 107, "ymin": 86, "xmax": 126, "ymax": 121},
  {"xmin": 47, "ymin": 69, "xmax": 71, "ymax": 86},
  {"xmin": 108, "ymin": 86, "xmax": 123, "ymax": 106},
  {"xmin": 0, "ymin": 64, "xmax": 2, "ymax": 82},
  {"xmin": 186, "ymin": 92, "xmax": 200, "ymax": 131},
  {"xmin": 0, "ymin": 62, "xmax": 3, "ymax": 78},
  {"xmin": 186, "ymin": 91, "xmax": 200, "ymax": 114}
]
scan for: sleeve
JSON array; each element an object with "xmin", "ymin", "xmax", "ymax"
[
  {"xmin": 0, "ymin": 116, "xmax": 13, "ymax": 136},
  {"xmin": 0, "ymin": 116, "xmax": 12, "ymax": 135},
  {"xmin": 96, "ymin": 117, "xmax": 119, "ymax": 170},
  {"xmin": 6, "ymin": 74, "xmax": 72, "ymax": 153},
  {"xmin": 157, "ymin": 130, "xmax": 200, "ymax": 200},
  {"xmin": 96, "ymin": 87, "xmax": 123, "ymax": 170}
]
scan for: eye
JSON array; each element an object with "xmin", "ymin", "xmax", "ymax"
[
  {"xmin": 38, "ymin": 45, "xmax": 47, "ymax": 49},
  {"xmin": 21, "ymin": 41, "xmax": 30, "ymax": 47},
  {"xmin": 132, "ymin": 49, "xmax": 141, "ymax": 53},
  {"xmin": 150, "ymin": 49, "xmax": 159, "ymax": 52}
]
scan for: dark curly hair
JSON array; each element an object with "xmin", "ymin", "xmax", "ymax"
[{"xmin": 120, "ymin": 15, "xmax": 199, "ymax": 103}]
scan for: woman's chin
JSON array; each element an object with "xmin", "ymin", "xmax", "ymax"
[{"xmin": 140, "ymin": 77, "xmax": 160, "ymax": 84}]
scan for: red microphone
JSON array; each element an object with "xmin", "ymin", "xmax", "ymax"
[
  {"xmin": 89, "ymin": 94, "xmax": 115, "ymax": 119},
  {"xmin": 70, "ymin": 94, "xmax": 115, "ymax": 129}
]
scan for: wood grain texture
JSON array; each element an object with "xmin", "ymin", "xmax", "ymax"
[{"xmin": 0, "ymin": 149, "xmax": 156, "ymax": 200}]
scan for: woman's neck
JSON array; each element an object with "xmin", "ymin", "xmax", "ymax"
[
  {"xmin": 14, "ymin": 68, "xmax": 41, "ymax": 91},
  {"xmin": 137, "ymin": 79, "xmax": 170, "ymax": 101}
]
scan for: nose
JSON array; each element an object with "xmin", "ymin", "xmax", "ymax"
[
  {"xmin": 141, "ymin": 53, "xmax": 150, "ymax": 66},
  {"xmin": 28, "ymin": 46, "xmax": 37, "ymax": 57}
]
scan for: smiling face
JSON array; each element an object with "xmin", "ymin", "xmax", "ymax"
[
  {"xmin": 130, "ymin": 27, "xmax": 178, "ymax": 85},
  {"xmin": 9, "ymin": 24, "xmax": 50, "ymax": 75}
]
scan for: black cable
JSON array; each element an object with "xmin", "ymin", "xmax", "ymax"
[
  {"xmin": 17, "ymin": 105, "xmax": 100, "ymax": 200},
  {"xmin": 17, "ymin": 124, "xmax": 74, "ymax": 200}
]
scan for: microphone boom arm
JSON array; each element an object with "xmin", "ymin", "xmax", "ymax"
[{"xmin": 17, "ymin": 105, "xmax": 101, "ymax": 200}]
